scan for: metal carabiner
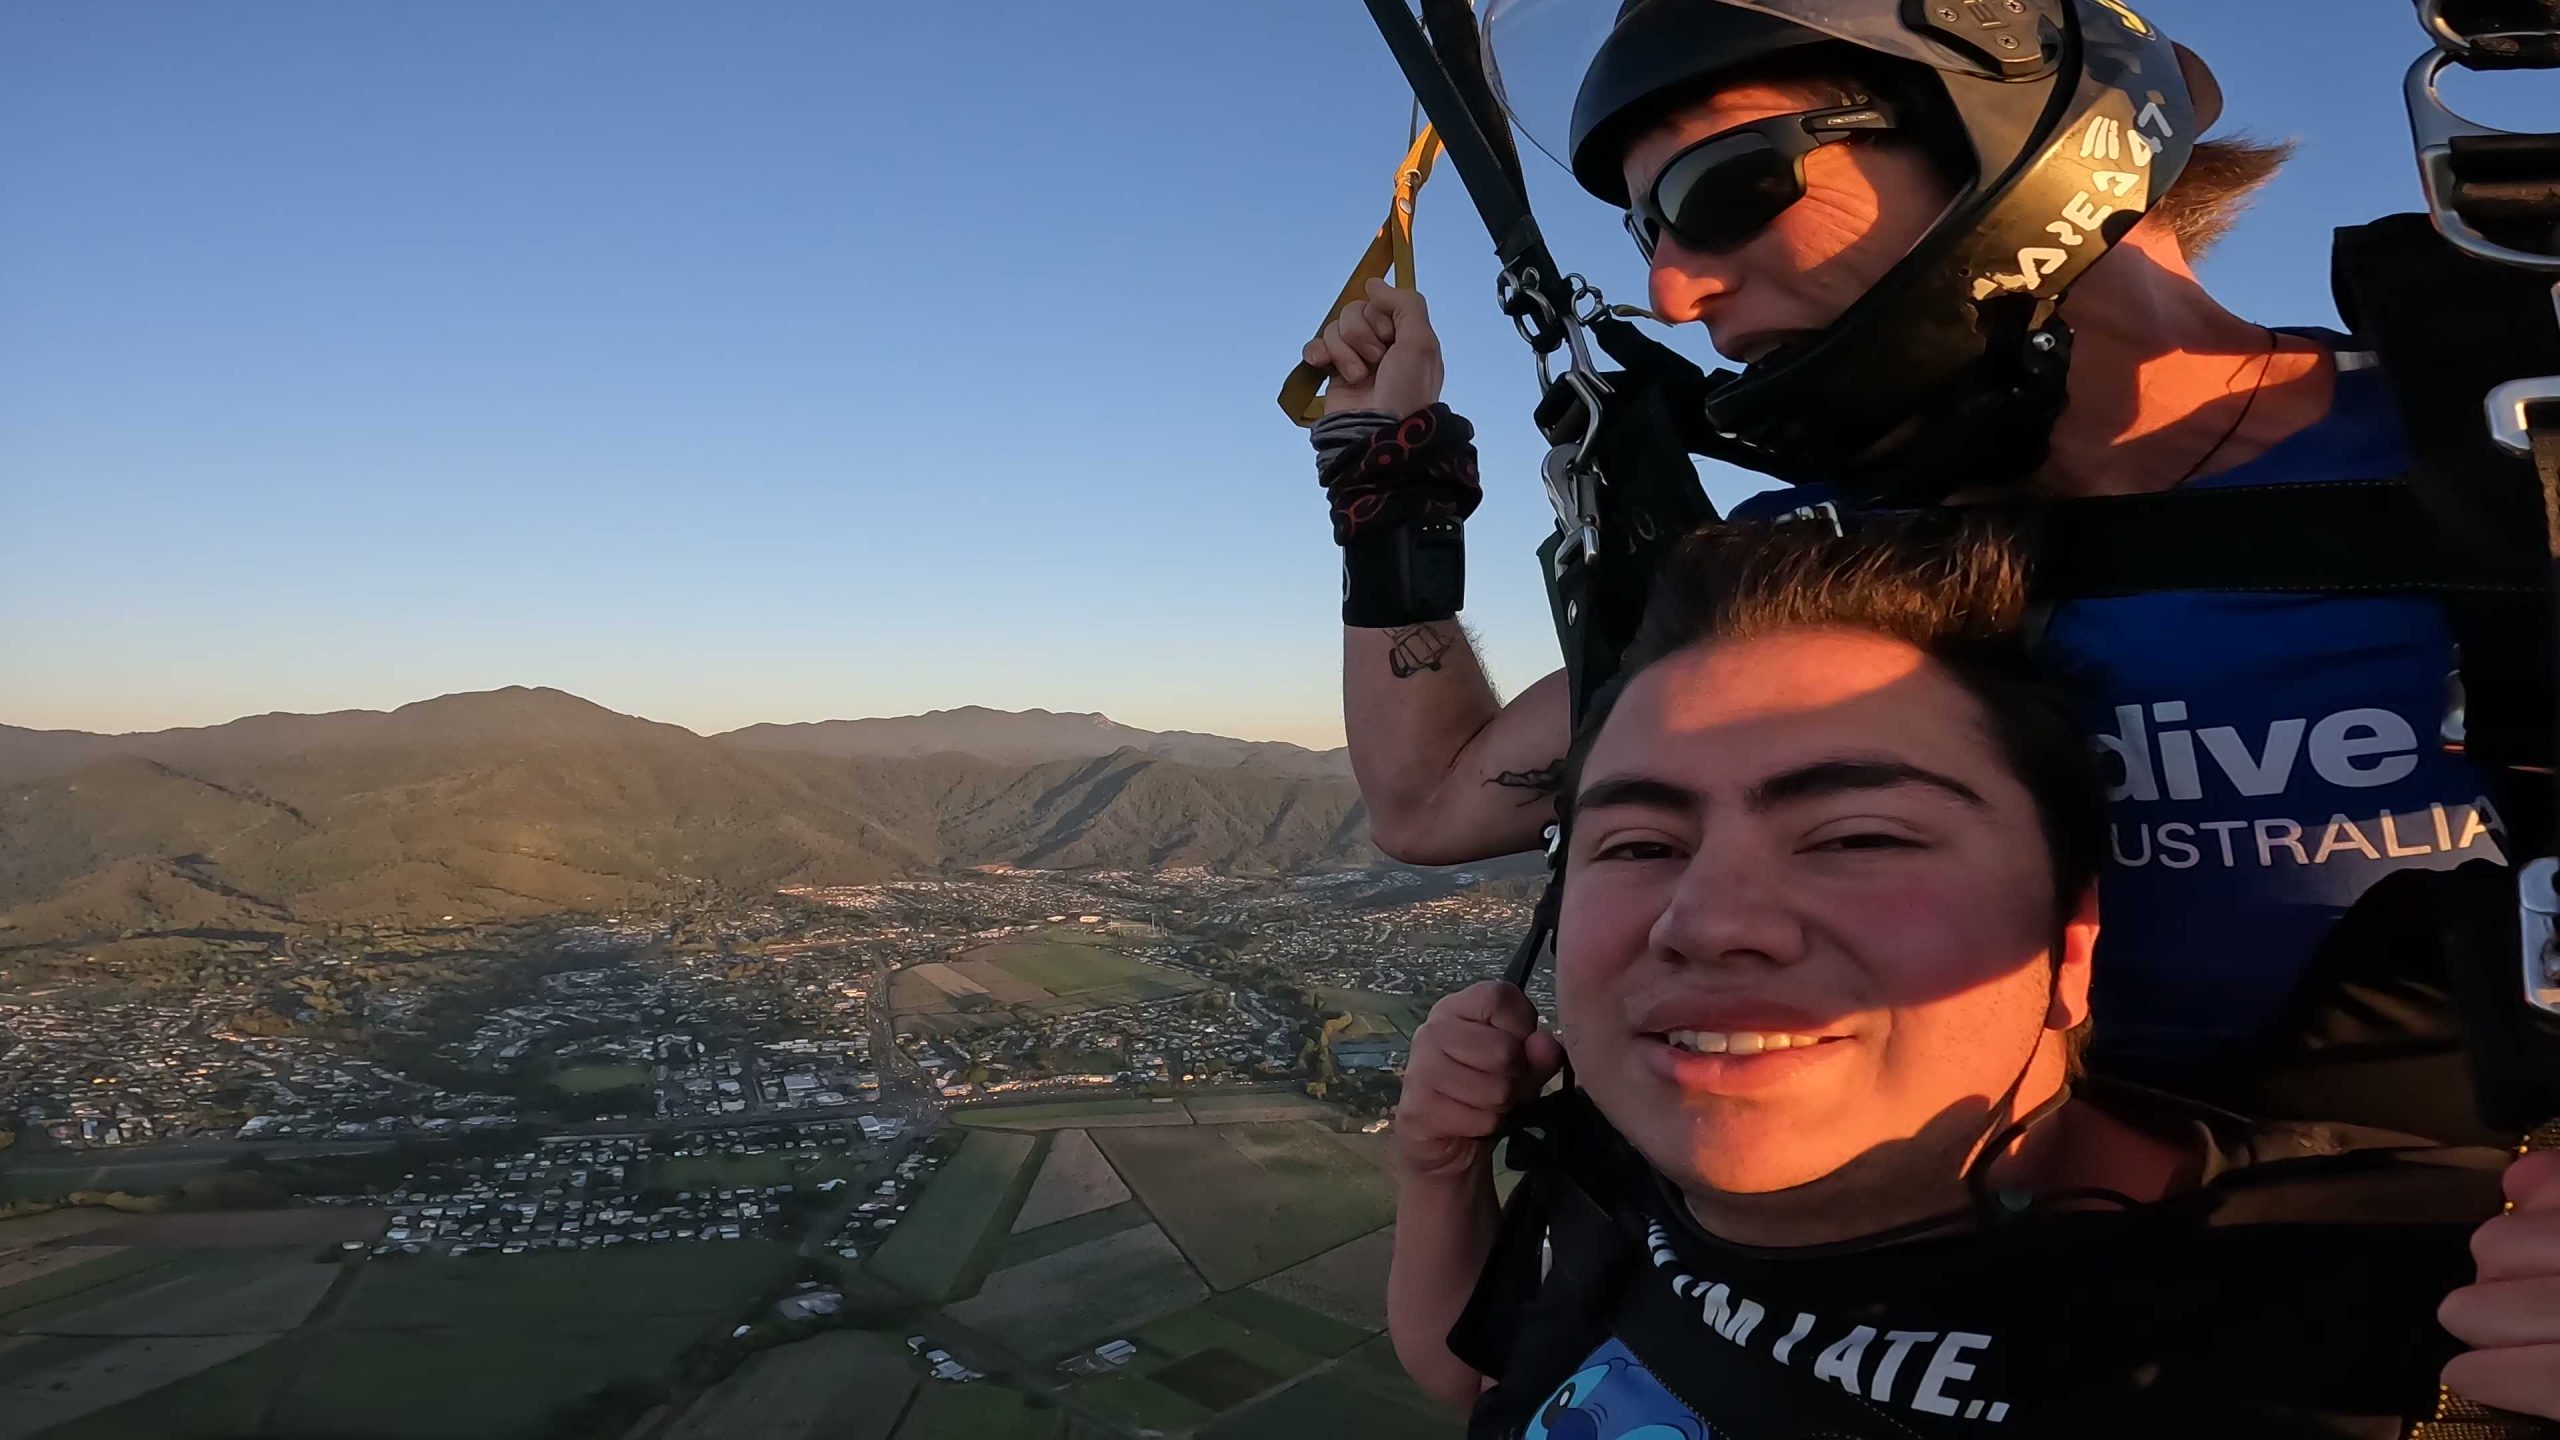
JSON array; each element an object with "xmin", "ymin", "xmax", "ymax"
[
  {"xmin": 2418, "ymin": 0, "xmax": 2560, "ymax": 68},
  {"xmin": 2405, "ymin": 49, "xmax": 2560, "ymax": 271}
]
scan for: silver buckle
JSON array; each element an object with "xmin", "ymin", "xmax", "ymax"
[
  {"xmin": 2521, "ymin": 858, "xmax": 2560, "ymax": 1017},
  {"xmin": 2405, "ymin": 50, "xmax": 2560, "ymax": 272},
  {"xmin": 2488, "ymin": 369, "xmax": 2560, "ymax": 456}
]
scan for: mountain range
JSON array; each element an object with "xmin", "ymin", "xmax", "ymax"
[{"xmin": 0, "ymin": 689, "xmax": 1373, "ymax": 948}]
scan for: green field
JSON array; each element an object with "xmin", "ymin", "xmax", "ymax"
[
  {"xmin": 866, "ymin": 1128, "xmax": 1041, "ymax": 1303},
  {"xmin": 1202, "ymin": 1335, "xmax": 1465, "ymax": 1440},
  {"xmin": 1315, "ymin": 988, "xmax": 1435, "ymax": 1036},
  {"xmin": 1077, "ymin": 1370, "xmax": 1214, "ymax": 1430},
  {"xmin": 955, "ymin": 1091, "xmax": 1334, "ymax": 1133},
  {"xmin": 892, "ymin": 940, "xmax": 1208, "ymax": 1035},
  {"xmin": 0, "ymin": 1248, "xmax": 176, "ymax": 1319},
  {"xmin": 41, "ymin": 1242, "xmax": 799, "ymax": 1440},
  {"xmin": 548, "ymin": 1061, "xmax": 651, "ymax": 1093},
  {"xmin": 962, "ymin": 940, "xmax": 1182, "ymax": 997},
  {"xmin": 955, "ymin": 1096, "xmax": 1183, "ymax": 1129},
  {"xmin": 1070, "ymin": 1290, "xmax": 1364, "ymax": 1429},
  {"xmin": 1094, "ymin": 1123, "xmax": 1396, "ymax": 1290},
  {"xmin": 893, "ymin": 1380, "xmax": 1062, "ymax": 1440},
  {"xmin": 0, "ymin": 1160, "xmax": 226, "ymax": 1202},
  {"xmin": 667, "ymin": 1331, "xmax": 918, "ymax": 1440}
]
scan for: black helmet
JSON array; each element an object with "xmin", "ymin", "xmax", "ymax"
[{"xmin": 1560, "ymin": 0, "xmax": 2219, "ymax": 500}]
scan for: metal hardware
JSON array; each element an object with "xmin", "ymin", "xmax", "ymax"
[
  {"xmin": 2405, "ymin": 50, "xmax": 2560, "ymax": 271},
  {"xmin": 2521, "ymin": 858, "xmax": 2560, "ymax": 1016},
  {"xmin": 2418, "ymin": 0, "xmax": 2560, "ymax": 67},
  {"xmin": 2488, "ymin": 370, "xmax": 2560, "ymax": 455}
]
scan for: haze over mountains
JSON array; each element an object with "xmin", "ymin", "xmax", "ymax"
[{"xmin": 0, "ymin": 689, "xmax": 1372, "ymax": 947}]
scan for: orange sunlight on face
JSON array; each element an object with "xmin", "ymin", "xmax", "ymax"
[
  {"xmin": 1554, "ymin": 629, "xmax": 2075, "ymax": 1217},
  {"xmin": 1619, "ymin": 82, "xmax": 1954, "ymax": 366}
]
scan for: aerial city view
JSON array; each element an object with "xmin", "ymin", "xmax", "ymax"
[
  {"xmin": 0, "ymin": 693, "xmax": 1541, "ymax": 1439},
  {"xmin": 15, "ymin": 0, "xmax": 2559, "ymax": 1437}
]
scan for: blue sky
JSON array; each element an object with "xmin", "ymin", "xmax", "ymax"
[{"xmin": 2, "ymin": 2, "xmax": 2535, "ymax": 746}]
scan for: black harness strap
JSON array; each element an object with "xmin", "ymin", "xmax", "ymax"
[{"xmin": 2018, "ymin": 480, "xmax": 2541, "ymax": 598}]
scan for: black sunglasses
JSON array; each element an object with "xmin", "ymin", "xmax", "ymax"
[{"xmin": 1625, "ymin": 101, "xmax": 1902, "ymax": 261}]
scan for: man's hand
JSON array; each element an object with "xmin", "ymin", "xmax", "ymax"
[
  {"xmin": 2441, "ymin": 1149, "xmax": 2560, "ymax": 1417},
  {"xmin": 1394, "ymin": 980, "xmax": 1564, "ymax": 1184},
  {"xmin": 1303, "ymin": 279, "xmax": 1445, "ymax": 420}
]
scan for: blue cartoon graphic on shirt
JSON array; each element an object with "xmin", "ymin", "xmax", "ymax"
[{"xmin": 1527, "ymin": 1340, "xmax": 1714, "ymax": 1440}]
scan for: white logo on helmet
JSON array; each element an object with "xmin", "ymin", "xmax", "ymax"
[{"xmin": 1972, "ymin": 101, "xmax": 2176, "ymax": 301}]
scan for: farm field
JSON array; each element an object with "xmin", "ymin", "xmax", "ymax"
[
  {"xmin": 1175, "ymin": 1092, "xmax": 1336, "ymax": 1123},
  {"xmin": 0, "ymin": 1249, "xmax": 173, "ymax": 1321},
  {"xmin": 1065, "ymin": 1290, "xmax": 1361, "ymax": 1426},
  {"xmin": 1093, "ymin": 1123, "xmax": 1395, "ymax": 1290},
  {"xmin": 948, "ymin": 1221, "xmax": 1205, "ymax": 1359},
  {"xmin": 0, "ymin": 1160, "xmax": 224, "ymax": 1203},
  {"xmin": 891, "ymin": 940, "xmax": 1209, "ymax": 1031},
  {"xmin": 333, "ymin": 1240, "xmax": 794, "ymax": 1328},
  {"xmin": 1008, "ymin": 1128, "xmax": 1129, "ymax": 1232},
  {"xmin": 39, "ymin": 1241, "xmax": 797, "ymax": 1440},
  {"xmin": 1250, "ymin": 1229, "xmax": 1392, "ymax": 1331},
  {"xmin": 74, "ymin": 1208, "xmax": 385, "ymax": 1248},
  {"xmin": 866, "ymin": 1128, "xmax": 1041, "ymax": 1303},
  {"xmin": 957, "ymin": 1096, "xmax": 1188, "ymax": 1130},
  {"xmin": 5, "ymin": 1249, "xmax": 335, "ymax": 1338},
  {"xmin": 0, "ymin": 1248, "xmax": 135, "ymax": 1304},
  {"xmin": 956, "ymin": 1090, "xmax": 1336, "ymax": 1132},
  {"xmin": 547, "ymin": 1061, "xmax": 651, "ymax": 1093},
  {"xmin": 892, "ymin": 1380, "xmax": 1062, "ymax": 1440},
  {"xmin": 1315, "ymin": 988, "xmax": 1434, "ymax": 1036},
  {"xmin": 1203, "ymin": 1335, "xmax": 1464, "ymax": 1440},
  {"xmin": 0, "ymin": 1334, "xmax": 280, "ymax": 1440},
  {"xmin": 664, "ymin": 1331, "xmax": 920, "ymax": 1440}
]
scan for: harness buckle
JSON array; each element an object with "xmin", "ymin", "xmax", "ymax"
[
  {"xmin": 2520, "ymin": 858, "xmax": 2560, "ymax": 1016},
  {"xmin": 1777, "ymin": 500, "xmax": 1846, "ymax": 536},
  {"xmin": 2405, "ymin": 50, "xmax": 2560, "ymax": 271},
  {"xmin": 2486, "ymin": 368, "xmax": 2560, "ymax": 455}
]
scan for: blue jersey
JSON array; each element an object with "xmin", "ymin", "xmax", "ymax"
[{"xmin": 1732, "ymin": 344, "xmax": 2501, "ymax": 1066}]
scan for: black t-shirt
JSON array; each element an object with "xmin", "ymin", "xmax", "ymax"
[{"xmin": 1466, "ymin": 1091, "xmax": 2526, "ymax": 1440}]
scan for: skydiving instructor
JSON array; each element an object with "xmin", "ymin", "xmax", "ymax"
[{"xmin": 1302, "ymin": 0, "xmax": 2516, "ymax": 1135}]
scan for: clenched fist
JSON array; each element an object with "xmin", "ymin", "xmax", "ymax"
[
  {"xmin": 1395, "ymin": 980, "xmax": 1565, "ymax": 1184},
  {"xmin": 2442, "ymin": 1148, "xmax": 2560, "ymax": 1418},
  {"xmin": 1302, "ymin": 279, "xmax": 1446, "ymax": 420}
]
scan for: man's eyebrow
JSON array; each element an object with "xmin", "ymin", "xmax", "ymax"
[
  {"xmin": 1746, "ymin": 758, "xmax": 1986, "ymax": 812},
  {"xmin": 1572, "ymin": 776, "xmax": 1703, "ymax": 814}
]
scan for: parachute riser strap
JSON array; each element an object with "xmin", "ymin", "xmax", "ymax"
[
  {"xmin": 1359, "ymin": 0, "xmax": 1579, "ymax": 341},
  {"xmin": 1278, "ymin": 126, "xmax": 1445, "ymax": 427}
]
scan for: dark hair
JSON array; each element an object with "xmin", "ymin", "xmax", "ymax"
[{"xmin": 1559, "ymin": 515, "xmax": 2106, "ymax": 933}]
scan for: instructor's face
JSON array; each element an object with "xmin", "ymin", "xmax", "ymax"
[
  {"xmin": 1622, "ymin": 79, "xmax": 1954, "ymax": 366},
  {"xmin": 1554, "ymin": 629, "xmax": 2087, "ymax": 1202}
]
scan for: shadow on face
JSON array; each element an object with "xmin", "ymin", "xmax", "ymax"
[
  {"xmin": 1619, "ymin": 78, "xmax": 1957, "ymax": 365},
  {"xmin": 1554, "ymin": 628, "xmax": 2087, "ymax": 1238}
]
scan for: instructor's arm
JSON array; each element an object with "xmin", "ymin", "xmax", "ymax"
[{"xmin": 1305, "ymin": 280, "xmax": 1572, "ymax": 866}]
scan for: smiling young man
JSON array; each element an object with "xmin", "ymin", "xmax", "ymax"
[{"xmin": 1384, "ymin": 520, "xmax": 2560, "ymax": 1438}]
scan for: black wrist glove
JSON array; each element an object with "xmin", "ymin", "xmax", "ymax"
[{"xmin": 1313, "ymin": 404, "xmax": 1482, "ymax": 628}]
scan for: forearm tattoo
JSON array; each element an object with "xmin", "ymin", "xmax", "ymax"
[
  {"xmin": 1385, "ymin": 624, "xmax": 1457, "ymax": 680},
  {"xmin": 1489, "ymin": 762, "xmax": 1566, "ymax": 806}
]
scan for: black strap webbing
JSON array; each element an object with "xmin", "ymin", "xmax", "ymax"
[{"xmin": 2020, "ymin": 480, "xmax": 2544, "ymax": 599}]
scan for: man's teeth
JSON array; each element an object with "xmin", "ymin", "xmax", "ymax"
[{"xmin": 1663, "ymin": 1029, "xmax": 1826, "ymax": 1056}]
